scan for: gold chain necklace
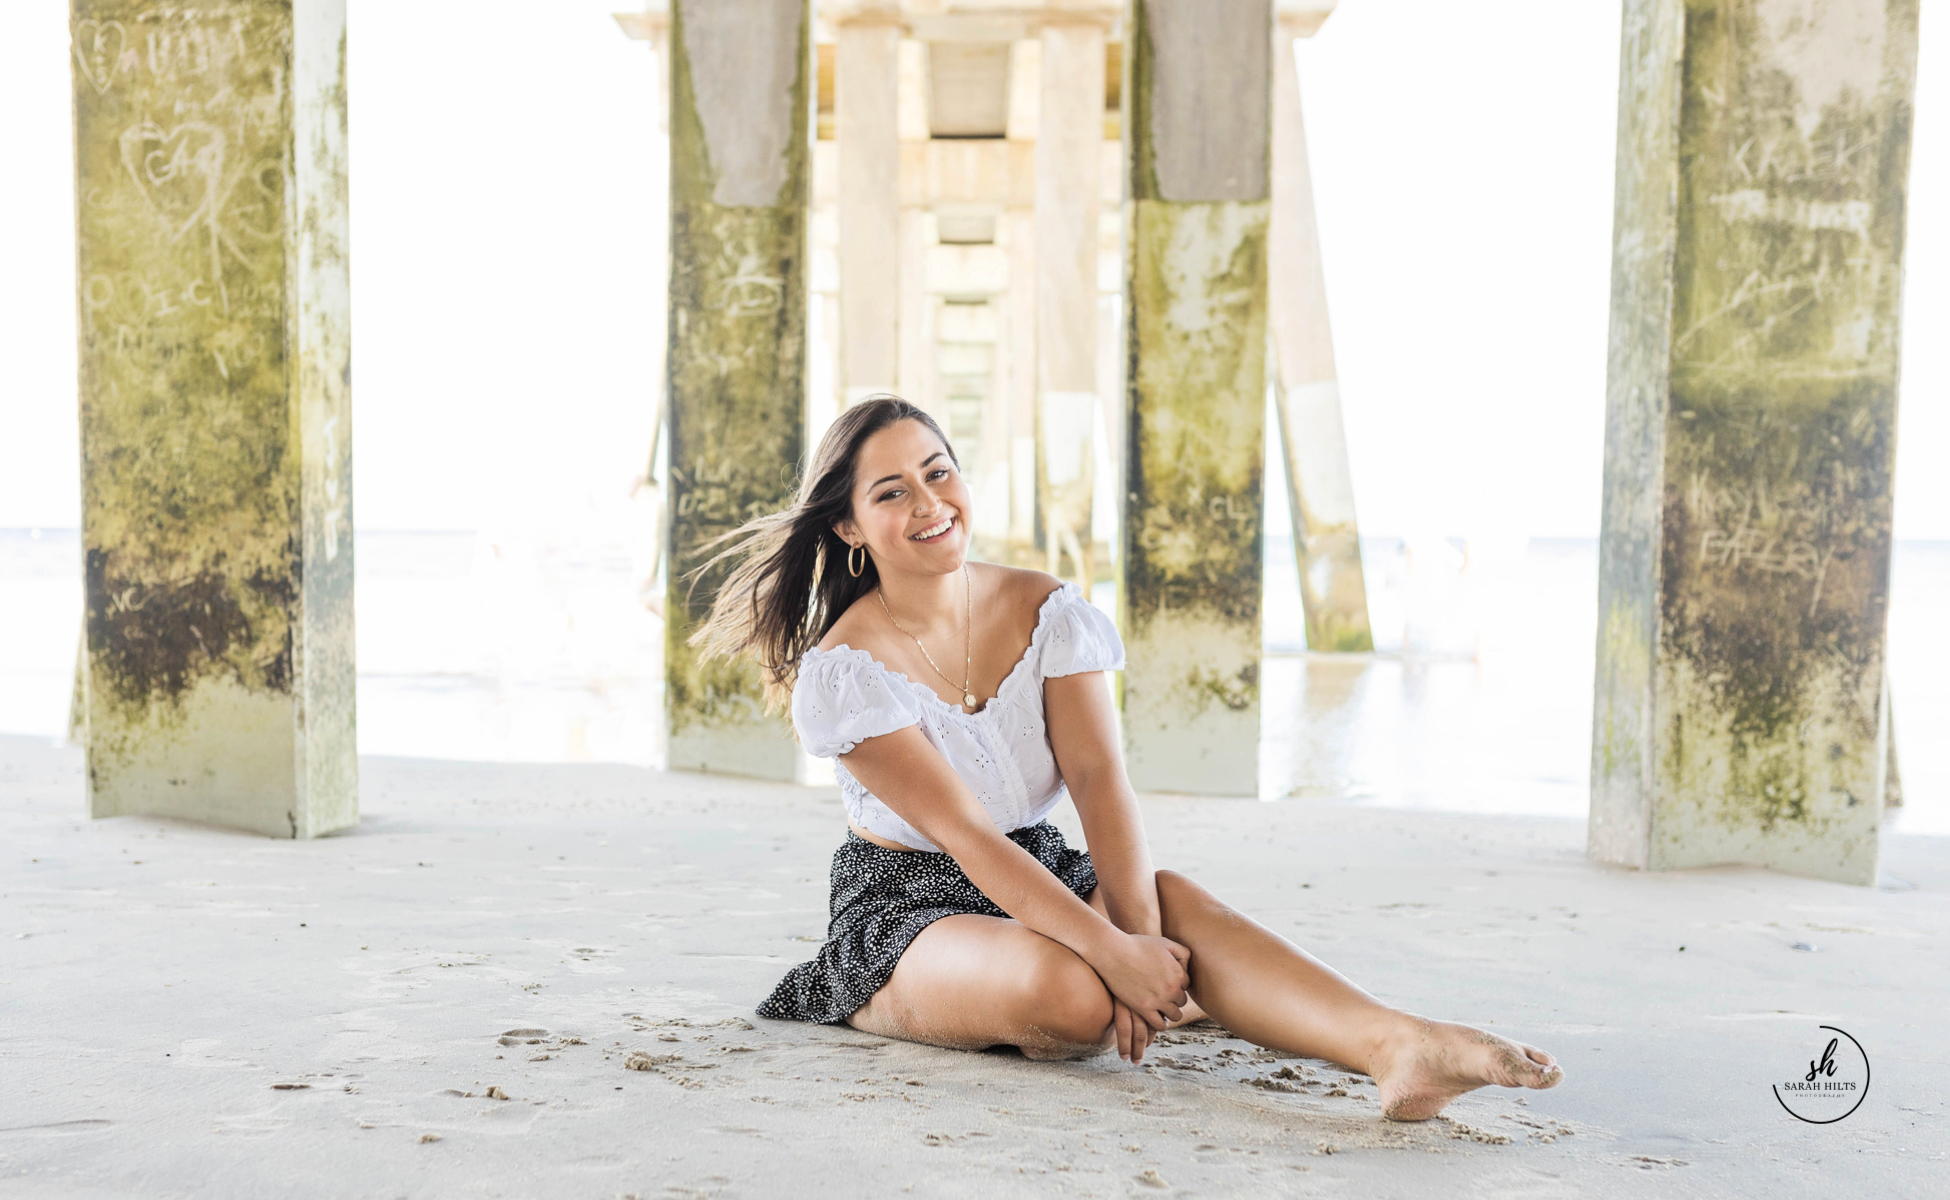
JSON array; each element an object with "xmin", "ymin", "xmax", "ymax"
[{"xmin": 876, "ymin": 565, "xmax": 977, "ymax": 710}]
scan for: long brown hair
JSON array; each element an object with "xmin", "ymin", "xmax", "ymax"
[{"xmin": 688, "ymin": 394, "xmax": 959, "ymax": 712}]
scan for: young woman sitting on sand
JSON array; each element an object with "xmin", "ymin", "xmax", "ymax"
[{"xmin": 691, "ymin": 395, "xmax": 1562, "ymax": 1120}]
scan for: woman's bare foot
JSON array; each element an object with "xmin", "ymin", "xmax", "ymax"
[{"xmin": 1369, "ymin": 1015, "xmax": 1563, "ymax": 1121}]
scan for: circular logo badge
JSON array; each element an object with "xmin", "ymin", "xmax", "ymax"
[{"xmin": 1774, "ymin": 1025, "xmax": 1870, "ymax": 1124}]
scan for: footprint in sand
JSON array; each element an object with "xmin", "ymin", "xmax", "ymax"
[
  {"xmin": 1619, "ymin": 1155, "xmax": 1688, "ymax": 1169},
  {"xmin": 1246, "ymin": 1065, "xmax": 1321, "ymax": 1094},
  {"xmin": 0, "ymin": 1120, "xmax": 112, "ymax": 1136},
  {"xmin": 1437, "ymin": 1116, "xmax": 1511, "ymax": 1145}
]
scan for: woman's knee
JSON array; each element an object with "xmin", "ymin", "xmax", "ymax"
[
  {"xmin": 1156, "ymin": 867, "xmax": 1240, "ymax": 944},
  {"xmin": 1155, "ymin": 868, "xmax": 1209, "ymax": 915},
  {"xmin": 1011, "ymin": 942, "xmax": 1114, "ymax": 1053}
]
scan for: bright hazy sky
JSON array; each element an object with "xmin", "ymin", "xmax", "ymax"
[{"xmin": 2, "ymin": 1, "xmax": 1943, "ymax": 539}]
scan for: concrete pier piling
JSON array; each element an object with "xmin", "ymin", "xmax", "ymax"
[
  {"xmin": 836, "ymin": 3, "xmax": 901, "ymax": 406},
  {"xmin": 1035, "ymin": 17, "xmax": 1108, "ymax": 588},
  {"xmin": 71, "ymin": 0, "xmax": 354, "ymax": 838},
  {"xmin": 1268, "ymin": 1, "xmax": 1372, "ymax": 652},
  {"xmin": 665, "ymin": 0, "xmax": 809, "ymax": 778},
  {"xmin": 1592, "ymin": 0, "xmax": 1919, "ymax": 886},
  {"xmin": 1120, "ymin": 0, "xmax": 1271, "ymax": 796}
]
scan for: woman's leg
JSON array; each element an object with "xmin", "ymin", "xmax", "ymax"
[
  {"xmin": 1155, "ymin": 869, "xmax": 1563, "ymax": 1120},
  {"xmin": 846, "ymin": 915, "xmax": 1117, "ymax": 1060}
]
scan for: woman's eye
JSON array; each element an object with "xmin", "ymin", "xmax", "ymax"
[
  {"xmin": 928, "ymin": 468, "xmax": 949, "ymax": 481},
  {"xmin": 878, "ymin": 489, "xmax": 902, "ymax": 502}
]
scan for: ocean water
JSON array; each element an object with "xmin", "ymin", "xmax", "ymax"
[{"xmin": 2, "ymin": 528, "xmax": 1942, "ymax": 834}]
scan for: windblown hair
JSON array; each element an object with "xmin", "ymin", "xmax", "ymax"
[{"xmin": 688, "ymin": 394, "xmax": 959, "ymax": 713}]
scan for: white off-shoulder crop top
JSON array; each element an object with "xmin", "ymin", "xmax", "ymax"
[{"xmin": 791, "ymin": 582, "xmax": 1126, "ymax": 852}]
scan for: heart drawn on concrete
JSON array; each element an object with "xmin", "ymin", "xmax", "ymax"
[
  {"xmin": 72, "ymin": 20, "xmax": 128, "ymax": 96},
  {"xmin": 118, "ymin": 120, "xmax": 228, "ymax": 228}
]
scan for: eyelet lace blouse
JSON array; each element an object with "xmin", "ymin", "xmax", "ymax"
[{"xmin": 791, "ymin": 582, "xmax": 1126, "ymax": 852}]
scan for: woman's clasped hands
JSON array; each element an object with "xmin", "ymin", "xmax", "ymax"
[{"xmin": 1093, "ymin": 932, "xmax": 1191, "ymax": 1064}]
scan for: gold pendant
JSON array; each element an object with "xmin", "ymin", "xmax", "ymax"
[{"xmin": 964, "ymin": 692, "xmax": 978, "ymax": 709}]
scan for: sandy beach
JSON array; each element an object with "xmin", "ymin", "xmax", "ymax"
[{"xmin": 3, "ymin": 733, "xmax": 1944, "ymax": 1198}]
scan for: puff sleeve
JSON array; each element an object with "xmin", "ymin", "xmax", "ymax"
[
  {"xmin": 1039, "ymin": 587, "xmax": 1127, "ymax": 678},
  {"xmin": 791, "ymin": 650, "xmax": 923, "ymax": 758}
]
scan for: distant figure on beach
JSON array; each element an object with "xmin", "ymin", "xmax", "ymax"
[{"xmin": 691, "ymin": 395, "xmax": 1562, "ymax": 1120}]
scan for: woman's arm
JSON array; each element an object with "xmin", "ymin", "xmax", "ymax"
[
  {"xmin": 1045, "ymin": 669, "xmax": 1172, "ymax": 1062},
  {"xmin": 839, "ymin": 726, "xmax": 1189, "ymax": 1032},
  {"xmin": 1044, "ymin": 670, "xmax": 1161, "ymax": 936}
]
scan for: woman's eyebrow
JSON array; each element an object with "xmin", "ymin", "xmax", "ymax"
[{"xmin": 867, "ymin": 452, "xmax": 944, "ymax": 491}]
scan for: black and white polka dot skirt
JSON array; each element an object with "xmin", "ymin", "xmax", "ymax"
[{"xmin": 757, "ymin": 821, "xmax": 1097, "ymax": 1025}]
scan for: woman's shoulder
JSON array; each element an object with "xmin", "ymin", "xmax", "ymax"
[
  {"xmin": 813, "ymin": 589, "xmax": 892, "ymax": 657},
  {"xmin": 805, "ymin": 591, "xmax": 931, "ymax": 698},
  {"xmin": 973, "ymin": 563, "xmax": 1069, "ymax": 625},
  {"xmin": 791, "ymin": 632, "xmax": 926, "ymax": 755},
  {"xmin": 1011, "ymin": 568, "xmax": 1124, "ymax": 677}
]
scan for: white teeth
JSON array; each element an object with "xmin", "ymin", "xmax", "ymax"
[{"xmin": 911, "ymin": 515, "xmax": 954, "ymax": 541}]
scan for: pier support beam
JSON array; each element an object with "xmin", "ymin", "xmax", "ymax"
[
  {"xmin": 1036, "ymin": 17, "xmax": 1107, "ymax": 588},
  {"xmin": 665, "ymin": 0, "xmax": 809, "ymax": 778},
  {"xmin": 836, "ymin": 4, "xmax": 901, "ymax": 405},
  {"xmin": 71, "ymin": 0, "xmax": 355, "ymax": 838},
  {"xmin": 1005, "ymin": 207, "xmax": 1040, "ymax": 552},
  {"xmin": 1120, "ymin": 0, "xmax": 1270, "ymax": 796},
  {"xmin": 1269, "ymin": 4, "xmax": 1371, "ymax": 652},
  {"xmin": 1591, "ymin": 0, "xmax": 1918, "ymax": 885}
]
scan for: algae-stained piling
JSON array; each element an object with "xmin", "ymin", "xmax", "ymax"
[
  {"xmin": 1268, "ymin": 5, "xmax": 1372, "ymax": 654},
  {"xmin": 1593, "ymin": 0, "xmax": 1918, "ymax": 886},
  {"xmin": 1120, "ymin": 0, "xmax": 1271, "ymax": 797},
  {"xmin": 665, "ymin": 0, "xmax": 809, "ymax": 778},
  {"xmin": 71, "ymin": 1, "xmax": 354, "ymax": 838}
]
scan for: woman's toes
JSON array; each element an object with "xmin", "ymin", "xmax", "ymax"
[{"xmin": 1519, "ymin": 1045, "xmax": 1564, "ymax": 1087}]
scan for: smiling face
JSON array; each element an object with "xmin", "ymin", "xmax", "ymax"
[{"xmin": 834, "ymin": 418, "xmax": 972, "ymax": 579}]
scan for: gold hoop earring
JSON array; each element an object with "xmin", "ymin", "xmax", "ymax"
[{"xmin": 848, "ymin": 543, "xmax": 867, "ymax": 578}]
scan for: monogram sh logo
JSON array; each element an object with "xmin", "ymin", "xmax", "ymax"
[{"xmin": 1773, "ymin": 1025, "xmax": 1870, "ymax": 1124}]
